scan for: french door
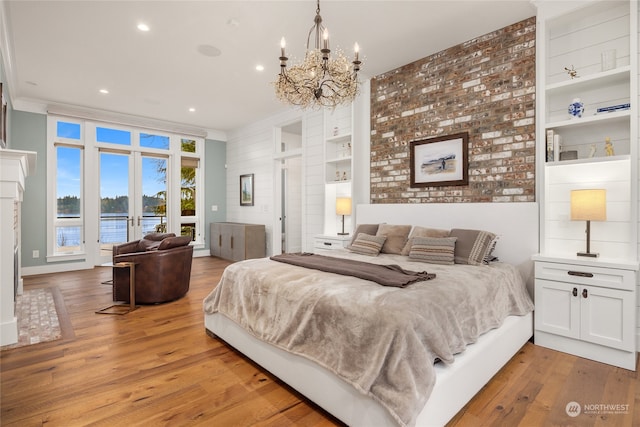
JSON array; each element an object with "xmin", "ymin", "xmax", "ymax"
[{"xmin": 97, "ymin": 149, "xmax": 168, "ymax": 265}]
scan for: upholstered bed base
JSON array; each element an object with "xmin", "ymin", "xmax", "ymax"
[{"xmin": 205, "ymin": 311, "xmax": 533, "ymax": 426}]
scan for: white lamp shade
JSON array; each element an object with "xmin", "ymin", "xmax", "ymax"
[
  {"xmin": 570, "ymin": 189, "xmax": 606, "ymax": 221},
  {"xmin": 336, "ymin": 197, "xmax": 352, "ymax": 216}
]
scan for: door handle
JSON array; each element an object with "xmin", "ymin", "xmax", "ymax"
[
  {"xmin": 582, "ymin": 289, "xmax": 588, "ymax": 298},
  {"xmin": 129, "ymin": 216, "xmax": 134, "ymax": 226},
  {"xmin": 572, "ymin": 287, "xmax": 578, "ymax": 297},
  {"xmin": 137, "ymin": 216, "xmax": 141, "ymax": 226}
]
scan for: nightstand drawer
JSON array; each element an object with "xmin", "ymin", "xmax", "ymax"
[
  {"xmin": 314, "ymin": 235, "xmax": 351, "ymax": 250},
  {"xmin": 535, "ymin": 261, "xmax": 635, "ymax": 292}
]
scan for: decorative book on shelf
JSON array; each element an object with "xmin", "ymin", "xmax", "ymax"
[
  {"xmin": 545, "ymin": 129, "xmax": 561, "ymax": 162},
  {"xmin": 596, "ymin": 103, "xmax": 630, "ymax": 114}
]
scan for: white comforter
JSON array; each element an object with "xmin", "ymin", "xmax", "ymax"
[{"xmin": 203, "ymin": 249, "xmax": 534, "ymax": 427}]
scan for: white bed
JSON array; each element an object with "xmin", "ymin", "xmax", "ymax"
[{"xmin": 204, "ymin": 202, "xmax": 538, "ymax": 427}]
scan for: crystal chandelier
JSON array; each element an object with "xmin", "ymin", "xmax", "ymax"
[{"xmin": 274, "ymin": 0, "xmax": 362, "ymax": 109}]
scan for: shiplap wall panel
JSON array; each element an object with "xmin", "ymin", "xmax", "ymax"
[
  {"xmin": 304, "ymin": 111, "xmax": 325, "ymax": 252},
  {"xmin": 547, "ymin": 80, "xmax": 631, "ymax": 124},
  {"xmin": 544, "ymin": 158, "xmax": 632, "ymax": 257},
  {"xmin": 547, "ymin": 1, "xmax": 630, "ymax": 84}
]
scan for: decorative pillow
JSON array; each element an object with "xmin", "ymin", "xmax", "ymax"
[
  {"xmin": 350, "ymin": 224, "xmax": 381, "ymax": 245},
  {"xmin": 143, "ymin": 232, "xmax": 176, "ymax": 242},
  {"xmin": 157, "ymin": 235, "xmax": 192, "ymax": 250},
  {"xmin": 138, "ymin": 239, "xmax": 161, "ymax": 251},
  {"xmin": 449, "ymin": 228, "xmax": 497, "ymax": 265},
  {"xmin": 347, "ymin": 233, "xmax": 387, "ymax": 256},
  {"xmin": 483, "ymin": 236, "xmax": 500, "ymax": 263},
  {"xmin": 401, "ymin": 226, "xmax": 450, "ymax": 255},
  {"xmin": 409, "ymin": 236, "xmax": 457, "ymax": 265},
  {"xmin": 375, "ymin": 224, "xmax": 412, "ymax": 254}
]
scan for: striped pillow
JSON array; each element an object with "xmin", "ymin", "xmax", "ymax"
[
  {"xmin": 409, "ymin": 237, "xmax": 457, "ymax": 265},
  {"xmin": 347, "ymin": 233, "xmax": 387, "ymax": 256},
  {"xmin": 449, "ymin": 228, "xmax": 497, "ymax": 265}
]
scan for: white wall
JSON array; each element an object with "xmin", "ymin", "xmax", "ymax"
[
  {"xmin": 636, "ymin": 1, "xmax": 640, "ymax": 351},
  {"xmin": 225, "ymin": 81, "xmax": 371, "ymax": 256},
  {"xmin": 225, "ymin": 109, "xmax": 324, "ymax": 255}
]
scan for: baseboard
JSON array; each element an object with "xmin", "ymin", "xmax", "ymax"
[
  {"xmin": 0, "ymin": 317, "xmax": 18, "ymax": 346},
  {"xmin": 22, "ymin": 248, "xmax": 211, "ymax": 276},
  {"xmin": 22, "ymin": 260, "xmax": 93, "ymax": 276}
]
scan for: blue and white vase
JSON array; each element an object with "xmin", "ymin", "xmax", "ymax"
[{"xmin": 568, "ymin": 98, "xmax": 584, "ymax": 118}]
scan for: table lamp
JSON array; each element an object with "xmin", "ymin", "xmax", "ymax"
[
  {"xmin": 336, "ymin": 197, "xmax": 352, "ymax": 236},
  {"xmin": 570, "ymin": 189, "xmax": 606, "ymax": 258}
]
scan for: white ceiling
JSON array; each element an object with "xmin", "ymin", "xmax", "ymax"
[{"xmin": 1, "ymin": 1, "xmax": 536, "ymax": 135}]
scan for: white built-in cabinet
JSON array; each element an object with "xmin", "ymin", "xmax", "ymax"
[
  {"xmin": 534, "ymin": 0, "xmax": 639, "ymax": 366},
  {"xmin": 319, "ymin": 83, "xmax": 369, "ymax": 240},
  {"xmin": 323, "ymin": 104, "xmax": 356, "ymax": 236},
  {"xmin": 533, "ymin": 257, "xmax": 637, "ymax": 370}
]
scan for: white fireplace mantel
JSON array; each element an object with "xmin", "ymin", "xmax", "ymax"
[{"xmin": 1, "ymin": 149, "xmax": 37, "ymax": 346}]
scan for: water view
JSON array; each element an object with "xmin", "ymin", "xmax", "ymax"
[{"xmin": 57, "ymin": 214, "xmax": 164, "ymax": 247}]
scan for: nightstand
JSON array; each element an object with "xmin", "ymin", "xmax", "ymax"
[
  {"xmin": 314, "ymin": 234, "xmax": 351, "ymax": 251},
  {"xmin": 532, "ymin": 255, "xmax": 638, "ymax": 371}
]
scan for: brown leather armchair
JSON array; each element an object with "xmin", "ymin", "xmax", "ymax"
[{"xmin": 112, "ymin": 234, "xmax": 193, "ymax": 304}]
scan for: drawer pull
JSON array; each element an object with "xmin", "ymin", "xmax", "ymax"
[
  {"xmin": 323, "ymin": 242, "xmax": 332, "ymax": 246},
  {"xmin": 572, "ymin": 287, "xmax": 578, "ymax": 297},
  {"xmin": 582, "ymin": 289, "xmax": 588, "ymax": 298},
  {"xmin": 568, "ymin": 271, "xmax": 593, "ymax": 278}
]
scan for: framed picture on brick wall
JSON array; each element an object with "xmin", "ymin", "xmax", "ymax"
[{"xmin": 410, "ymin": 132, "xmax": 468, "ymax": 188}]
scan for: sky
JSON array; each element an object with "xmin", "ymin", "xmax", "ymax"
[{"xmin": 57, "ymin": 122, "xmax": 166, "ymax": 200}]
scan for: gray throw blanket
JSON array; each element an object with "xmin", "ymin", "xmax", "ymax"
[
  {"xmin": 203, "ymin": 252, "xmax": 534, "ymax": 427},
  {"xmin": 270, "ymin": 253, "xmax": 435, "ymax": 287}
]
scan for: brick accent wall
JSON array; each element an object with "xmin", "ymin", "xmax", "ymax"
[{"xmin": 370, "ymin": 17, "xmax": 536, "ymax": 203}]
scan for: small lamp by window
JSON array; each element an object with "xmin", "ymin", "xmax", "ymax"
[
  {"xmin": 336, "ymin": 197, "xmax": 352, "ymax": 236},
  {"xmin": 570, "ymin": 189, "xmax": 606, "ymax": 258}
]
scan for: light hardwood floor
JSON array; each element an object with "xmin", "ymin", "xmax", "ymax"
[{"xmin": 1, "ymin": 256, "xmax": 639, "ymax": 426}]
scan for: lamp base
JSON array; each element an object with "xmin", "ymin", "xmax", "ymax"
[
  {"xmin": 577, "ymin": 251, "xmax": 599, "ymax": 258},
  {"xmin": 337, "ymin": 232, "xmax": 349, "ymax": 236}
]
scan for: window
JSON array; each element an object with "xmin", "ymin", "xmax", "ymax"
[
  {"xmin": 47, "ymin": 116, "xmax": 205, "ymax": 263},
  {"xmin": 181, "ymin": 138, "xmax": 196, "ymax": 153},
  {"xmin": 57, "ymin": 121, "xmax": 81, "ymax": 139},
  {"xmin": 96, "ymin": 126, "xmax": 131, "ymax": 146},
  {"xmin": 141, "ymin": 133, "xmax": 170, "ymax": 150},
  {"xmin": 55, "ymin": 145, "xmax": 83, "ymax": 254},
  {"xmin": 181, "ymin": 156, "xmax": 199, "ymax": 240}
]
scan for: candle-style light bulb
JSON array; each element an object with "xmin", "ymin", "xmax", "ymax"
[
  {"xmin": 280, "ymin": 37, "xmax": 286, "ymax": 56},
  {"xmin": 354, "ymin": 42, "xmax": 360, "ymax": 61},
  {"xmin": 323, "ymin": 28, "xmax": 329, "ymax": 49}
]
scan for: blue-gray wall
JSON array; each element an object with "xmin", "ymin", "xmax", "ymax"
[
  {"xmin": 12, "ymin": 111, "xmax": 47, "ymax": 267},
  {"xmin": 8, "ymin": 110, "xmax": 226, "ymax": 268},
  {"xmin": 203, "ymin": 138, "xmax": 227, "ymax": 244}
]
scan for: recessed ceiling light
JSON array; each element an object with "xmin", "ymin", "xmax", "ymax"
[
  {"xmin": 188, "ymin": 107, "xmax": 196, "ymax": 112},
  {"xmin": 256, "ymin": 65, "xmax": 264, "ymax": 72},
  {"xmin": 137, "ymin": 23, "xmax": 150, "ymax": 32},
  {"xmin": 99, "ymin": 89, "xmax": 109, "ymax": 94}
]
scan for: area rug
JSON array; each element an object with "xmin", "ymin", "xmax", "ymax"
[{"xmin": 1, "ymin": 288, "xmax": 62, "ymax": 350}]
